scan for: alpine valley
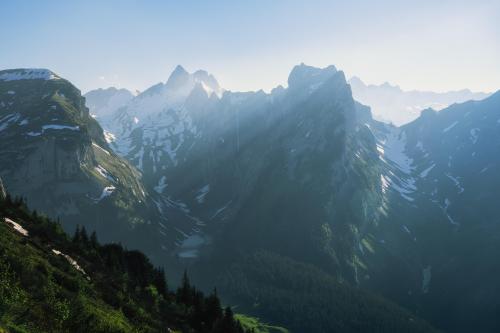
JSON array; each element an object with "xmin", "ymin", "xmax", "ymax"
[{"xmin": 1, "ymin": 64, "xmax": 499, "ymax": 333}]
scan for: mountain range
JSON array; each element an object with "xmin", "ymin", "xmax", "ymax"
[
  {"xmin": 0, "ymin": 69, "xmax": 174, "ymax": 263},
  {"xmin": 348, "ymin": 76, "xmax": 490, "ymax": 125},
  {"xmin": 1, "ymin": 64, "xmax": 500, "ymax": 332}
]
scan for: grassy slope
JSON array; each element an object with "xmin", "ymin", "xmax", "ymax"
[
  {"xmin": 0, "ymin": 196, "xmax": 280, "ymax": 333},
  {"xmin": 235, "ymin": 314, "xmax": 288, "ymax": 333},
  {"xmin": 0, "ymin": 212, "xmax": 137, "ymax": 332}
]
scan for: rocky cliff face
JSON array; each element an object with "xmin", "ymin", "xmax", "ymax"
[
  {"xmin": 0, "ymin": 69, "xmax": 170, "ymax": 261},
  {"xmin": 193, "ymin": 65, "xmax": 383, "ymax": 281},
  {"xmin": 347, "ymin": 91, "xmax": 500, "ymax": 333},
  {"xmin": 87, "ymin": 64, "xmax": 385, "ymax": 283}
]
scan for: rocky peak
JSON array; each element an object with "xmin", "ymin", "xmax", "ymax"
[
  {"xmin": 287, "ymin": 63, "xmax": 337, "ymax": 90},
  {"xmin": 165, "ymin": 65, "xmax": 191, "ymax": 89},
  {"xmin": 84, "ymin": 87, "xmax": 134, "ymax": 118},
  {"xmin": 348, "ymin": 76, "xmax": 364, "ymax": 86},
  {"xmin": 165, "ymin": 65, "xmax": 223, "ymax": 98},
  {"xmin": 193, "ymin": 70, "xmax": 222, "ymax": 96},
  {"xmin": 419, "ymin": 107, "xmax": 438, "ymax": 118}
]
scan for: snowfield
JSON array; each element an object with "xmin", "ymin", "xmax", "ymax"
[
  {"xmin": 0, "ymin": 69, "xmax": 60, "ymax": 81},
  {"xmin": 377, "ymin": 127, "xmax": 417, "ymax": 201}
]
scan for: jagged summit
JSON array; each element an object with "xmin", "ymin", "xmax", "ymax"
[
  {"xmin": 142, "ymin": 65, "xmax": 225, "ymax": 103},
  {"xmin": 84, "ymin": 87, "xmax": 134, "ymax": 118},
  {"xmin": 349, "ymin": 75, "xmax": 490, "ymax": 125},
  {"xmin": 348, "ymin": 76, "xmax": 364, "ymax": 86},
  {"xmin": 165, "ymin": 65, "xmax": 191, "ymax": 89},
  {"xmin": 0, "ymin": 68, "xmax": 60, "ymax": 81},
  {"xmin": 173, "ymin": 64, "xmax": 188, "ymax": 74},
  {"xmin": 287, "ymin": 63, "xmax": 338, "ymax": 90},
  {"xmin": 380, "ymin": 81, "xmax": 400, "ymax": 90},
  {"xmin": 349, "ymin": 76, "xmax": 402, "ymax": 91},
  {"xmin": 193, "ymin": 70, "xmax": 222, "ymax": 96},
  {"xmin": 137, "ymin": 65, "xmax": 224, "ymax": 100}
]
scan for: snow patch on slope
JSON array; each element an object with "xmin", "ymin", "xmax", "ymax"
[
  {"xmin": 4, "ymin": 218, "xmax": 29, "ymax": 236},
  {"xmin": 445, "ymin": 173, "xmax": 464, "ymax": 194},
  {"xmin": 0, "ymin": 113, "xmax": 21, "ymax": 132},
  {"xmin": 52, "ymin": 249, "xmax": 90, "ymax": 280},
  {"xmin": 419, "ymin": 164, "xmax": 435, "ymax": 178},
  {"xmin": 443, "ymin": 121, "xmax": 458, "ymax": 133},
  {"xmin": 154, "ymin": 176, "xmax": 168, "ymax": 194},
  {"xmin": 377, "ymin": 127, "xmax": 417, "ymax": 201},
  {"xmin": 196, "ymin": 185, "xmax": 210, "ymax": 203},
  {"xmin": 470, "ymin": 128, "xmax": 480, "ymax": 144},
  {"xmin": 0, "ymin": 69, "xmax": 60, "ymax": 81},
  {"xmin": 379, "ymin": 129, "xmax": 414, "ymax": 174},
  {"xmin": 92, "ymin": 142, "xmax": 111, "ymax": 155},
  {"xmin": 95, "ymin": 165, "xmax": 116, "ymax": 183},
  {"xmin": 104, "ymin": 131, "xmax": 116, "ymax": 143},
  {"xmin": 27, "ymin": 124, "xmax": 80, "ymax": 136},
  {"xmin": 442, "ymin": 198, "xmax": 459, "ymax": 226},
  {"xmin": 95, "ymin": 186, "xmax": 116, "ymax": 202}
]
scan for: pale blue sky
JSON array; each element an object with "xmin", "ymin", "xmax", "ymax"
[{"xmin": 0, "ymin": 0, "xmax": 498, "ymax": 93}]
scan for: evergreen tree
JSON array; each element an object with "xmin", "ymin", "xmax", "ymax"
[
  {"xmin": 80, "ymin": 226, "xmax": 89, "ymax": 244},
  {"xmin": 190, "ymin": 289, "xmax": 206, "ymax": 330},
  {"xmin": 90, "ymin": 231, "xmax": 98, "ymax": 248},
  {"xmin": 212, "ymin": 306, "xmax": 245, "ymax": 333},
  {"xmin": 72, "ymin": 225, "xmax": 81, "ymax": 243},
  {"xmin": 176, "ymin": 270, "xmax": 193, "ymax": 306},
  {"xmin": 204, "ymin": 288, "xmax": 223, "ymax": 329},
  {"xmin": 153, "ymin": 267, "xmax": 168, "ymax": 297}
]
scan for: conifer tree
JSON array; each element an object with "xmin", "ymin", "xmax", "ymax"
[
  {"xmin": 80, "ymin": 226, "xmax": 89, "ymax": 244},
  {"xmin": 153, "ymin": 267, "xmax": 168, "ymax": 297},
  {"xmin": 205, "ymin": 287, "xmax": 223, "ymax": 328},
  {"xmin": 90, "ymin": 231, "xmax": 98, "ymax": 248},
  {"xmin": 177, "ymin": 269, "xmax": 192, "ymax": 305},
  {"xmin": 72, "ymin": 225, "xmax": 81, "ymax": 243}
]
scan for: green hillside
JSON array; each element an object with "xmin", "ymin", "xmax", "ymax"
[{"xmin": 0, "ymin": 194, "xmax": 248, "ymax": 333}]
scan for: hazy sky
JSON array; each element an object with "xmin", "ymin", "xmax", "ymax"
[{"xmin": 0, "ymin": 0, "xmax": 498, "ymax": 93}]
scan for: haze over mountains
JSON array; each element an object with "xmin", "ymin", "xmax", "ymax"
[
  {"xmin": 84, "ymin": 64, "xmax": 500, "ymax": 332},
  {"xmin": 86, "ymin": 71, "xmax": 491, "ymax": 127},
  {"xmin": 348, "ymin": 76, "xmax": 490, "ymax": 125},
  {"xmin": 2, "ymin": 63, "xmax": 500, "ymax": 332}
]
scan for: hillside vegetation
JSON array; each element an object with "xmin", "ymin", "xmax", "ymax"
[{"xmin": 0, "ymin": 194, "xmax": 250, "ymax": 333}]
